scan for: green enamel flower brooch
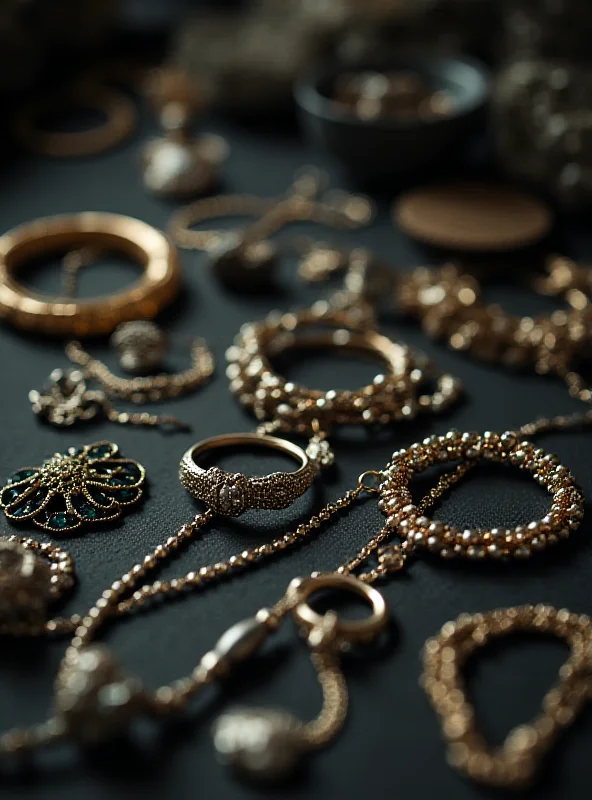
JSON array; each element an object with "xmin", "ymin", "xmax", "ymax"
[{"xmin": 1, "ymin": 441, "xmax": 145, "ymax": 533}]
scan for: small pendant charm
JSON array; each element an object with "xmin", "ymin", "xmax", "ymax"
[
  {"xmin": 0, "ymin": 537, "xmax": 74, "ymax": 634},
  {"xmin": 110, "ymin": 320, "xmax": 167, "ymax": 374},
  {"xmin": 142, "ymin": 133, "xmax": 227, "ymax": 199},
  {"xmin": 54, "ymin": 645, "xmax": 147, "ymax": 743},
  {"xmin": 212, "ymin": 707, "xmax": 305, "ymax": 781},
  {"xmin": 1, "ymin": 441, "xmax": 145, "ymax": 533}
]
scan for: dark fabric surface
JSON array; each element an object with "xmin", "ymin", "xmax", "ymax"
[{"xmin": 0, "ymin": 107, "xmax": 591, "ymax": 800}]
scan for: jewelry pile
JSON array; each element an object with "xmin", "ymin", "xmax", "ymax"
[{"xmin": 0, "ymin": 63, "xmax": 591, "ymax": 795}]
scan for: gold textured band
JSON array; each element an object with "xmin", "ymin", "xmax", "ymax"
[
  {"xmin": 0, "ymin": 213, "xmax": 181, "ymax": 336},
  {"xmin": 179, "ymin": 433, "xmax": 318, "ymax": 516},
  {"xmin": 13, "ymin": 84, "xmax": 137, "ymax": 158}
]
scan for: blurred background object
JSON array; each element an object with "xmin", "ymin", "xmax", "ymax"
[
  {"xmin": 5, "ymin": 0, "xmax": 592, "ymax": 207},
  {"xmin": 0, "ymin": 0, "xmax": 121, "ymax": 96},
  {"xmin": 492, "ymin": 0, "xmax": 592, "ymax": 208}
]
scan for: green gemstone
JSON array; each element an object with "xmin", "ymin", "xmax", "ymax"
[
  {"xmin": 89, "ymin": 489, "xmax": 110, "ymax": 506},
  {"xmin": 48, "ymin": 512, "xmax": 77, "ymax": 530},
  {"xmin": 7, "ymin": 469, "xmax": 37, "ymax": 484},
  {"xmin": 79, "ymin": 503, "xmax": 98, "ymax": 520},
  {"xmin": 115, "ymin": 488, "xmax": 136, "ymax": 502},
  {"xmin": 2, "ymin": 487, "xmax": 24, "ymax": 505}
]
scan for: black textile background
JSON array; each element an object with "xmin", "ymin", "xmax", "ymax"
[{"xmin": 0, "ymin": 105, "xmax": 591, "ymax": 800}]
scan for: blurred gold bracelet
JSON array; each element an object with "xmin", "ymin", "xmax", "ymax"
[
  {"xmin": 13, "ymin": 83, "xmax": 136, "ymax": 158},
  {"xmin": 0, "ymin": 213, "xmax": 180, "ymax": 336}
]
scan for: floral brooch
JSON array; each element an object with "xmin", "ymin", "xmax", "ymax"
[{"xmin": 1, "ymin": 441, "xmax": 145, "ymax": 533}]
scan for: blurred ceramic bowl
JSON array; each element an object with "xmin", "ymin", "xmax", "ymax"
[{"xmin": 294, "ymin": 53, "xmax": 490, "ymax": 184}]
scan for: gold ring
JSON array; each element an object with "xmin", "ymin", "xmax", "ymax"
[
  {"xmin": 179, "ymin": 433, "xmax": 318, "ymax": 516},
  {"xmin": 0, "ymin": 213, "xmax": 181, "ymax": 336},
  {"xmin": 289, "ymin": 573, "xmax": 388, "ymax": 643},
  {"xmin": 13, "ymin": 83, "xmax": 137, "ymax": 158}
]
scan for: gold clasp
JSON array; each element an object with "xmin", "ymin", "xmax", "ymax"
[{"xmin": 357, "ymin": 470, "xmax": 382, "ymax": 494}]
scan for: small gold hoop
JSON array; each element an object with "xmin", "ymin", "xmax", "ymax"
[
  {"xmin": 179, "ymin": 433, "xmax": 318, "ymax": 516},
  {"xmin": 290, "ymin": 573, "xmax": 388, "ymax": 643},
  {"xmin": 0, "ymin": 213, "xmax": 181, "ymax": 336},
  {"xmin": 13, "ymin": 83, "xmax": 137, "ymax": 158}
]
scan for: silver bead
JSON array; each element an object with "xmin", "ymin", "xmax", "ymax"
[
  {"xmin": 212, "ymin": 614, "xmax": 271, "ymax": 670},
  {"xmin": 111, "ymin": 321, "xmax": 167, "ymax": 374},
  {"xmin": 54, "ymin": 645, "xmax": 146, "ymax": 743},
  {"xmin": 212, "ymin": 707, "xmax": 304, "ymax": 780}
]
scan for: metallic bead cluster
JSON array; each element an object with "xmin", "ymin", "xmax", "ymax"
[
  {"xmin": 421, "ymin": 605, "xmax": 592, "ymax": 788},
  {"xmin": 54, "ymin": 645, "xmax": 147, "ymax": 743},
  {"xmin": 493, "ymin": 58, "xmax": 592, "ymax": 208},
  {"xmin": 226, "ymin": 303, "xmax": 461, "ymax": 436},
  {"xmin": 0, "ymin": 537, "xmax": 74, "ymax": 634},
  {"xmin": 110, "ymin": 320, "xmax": 167, "ymax": 374},
  {"xmin": 379, "ymin": 429, "xmax": 584, "ymax": 559},
  {"xmin": 399, "ymin": 263, "xmax": 592, "ymax": 398}
]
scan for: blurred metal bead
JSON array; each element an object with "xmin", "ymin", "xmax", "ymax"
[
  {"xmin": 54, "ymin": 645, "xmax": 146, "ymax": 743},
  {"xmin": 0, "ymin": 540, "xmax": 52, "ymax": 628},
  {"xmin": 212, "ymin": 615, "xmax": 271, "ymax": 667},
  {"xmin": 212, "ymin": 707, "xmax": 304, "ymax": 780},
  {"xmin": 111, "ymin": 321, "xmax": 167, "ymax": 374}
]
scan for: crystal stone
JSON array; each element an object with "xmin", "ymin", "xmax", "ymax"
[{"xmin": 218, "ymin": 477, "xmax": 245, "ymax": 516}]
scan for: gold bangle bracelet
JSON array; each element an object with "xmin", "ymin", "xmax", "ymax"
[
  {"xmin": 0, "ymin": 213, "xmax": 181, "ymax": 336},
  {"xmin": 13, "ymin": 83, "xmax": 137, "ymax": 158},
  {"xmin": 179, "ymin": 433, "xmax": 318, "ymax": 516}
]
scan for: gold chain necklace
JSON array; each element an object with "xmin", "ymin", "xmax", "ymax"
[{"xmin": 1, "ymin": 409, "xmax": 589, "ymax": 783}]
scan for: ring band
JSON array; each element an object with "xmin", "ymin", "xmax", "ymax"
[
  {"xmin": 179, "ymin": 433, "xmax": 318, "ymax": 516},
  {"xmin": 288, "ymin": 573, "xmax": 388, "ymax": 643},
  {"xmin": 13, "ymin": 84, "xmax": 136, "ymax": 158},
  {"xmin": 0, "ymin": 213, "xmax": 181, "ymax": 336}
]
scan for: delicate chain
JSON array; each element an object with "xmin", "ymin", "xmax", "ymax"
[
  {"xmin": 300, "ymin": 650, "xmax": 349, "ymax": 747},
  {"xmin": 517, "ymin": 408, "xmax": 592, "ymax": 437},
  {"xmin": 421, "ymin": 604, "xmax": 592, "ymax": 789},
  {"xmin": 169, "ymin": 194, "xmax": 275, "ymax": 250},
  {"xmin": 50, "ymin": 249, "xmax": 215, "ymax": 430},
  {"xmin": 111, "ymin": 487, "xmax": 363, "ymax": 617},
  {"xmin": 168, "ymin": 171, "xmax": 373, "ymax": 252},
  {"xmin": 66, "ymin": 340, "xmax": 214, "ymax": 403}
]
